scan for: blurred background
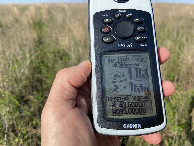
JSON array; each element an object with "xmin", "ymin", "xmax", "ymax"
[{"xmin": 0, "ymin": 0, "xmax": 193, "ymax": 145}]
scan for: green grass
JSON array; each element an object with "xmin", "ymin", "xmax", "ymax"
[{"xmin": 0, "ymin": 3, "xmax": 193, "ymax": 146}]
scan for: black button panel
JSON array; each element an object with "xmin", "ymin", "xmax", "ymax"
[
  {"xmin": 102, "ymin": 36, "xmax": 115, "ymax": 44},
  {"xmin": 100, "ymin": 12, "xmax": 148, "ymax": 44}
]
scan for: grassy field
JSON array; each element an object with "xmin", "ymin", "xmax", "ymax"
[{"xmin": 0, "ymin": 3, "xmax": 193, "ymax": 146}]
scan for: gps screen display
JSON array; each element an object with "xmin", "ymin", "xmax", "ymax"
[{"xmin": 102, "ymin": 53, "xmax": 157, "ymax": 119}]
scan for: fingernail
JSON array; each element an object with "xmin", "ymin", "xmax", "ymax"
[{"xmin": 78, "ymin": 61, "xmax": 87, "ymax": 67}]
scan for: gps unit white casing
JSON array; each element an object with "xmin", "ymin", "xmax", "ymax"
[{"xmin": 89, "ymin": 0, "xmax": 166, "ymax": 136}]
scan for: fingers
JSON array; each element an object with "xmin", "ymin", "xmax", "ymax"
[
  {"xmin": 142, "ymin": 133, "xmax": 162, "ymax": 145},
  {"xmin": 158, "ymin": 47, "xmax": 175, "ymax": 97},
  {"xmin": 158, "ymin": 47, "xmax": 170, "ymax": 64},
  {"xmin": 162, "ymin": 80, "xmax": 176, "ymax": 97},
  {"xmin": 47, "ymin": 60, "xmax": 91, "ymax": 108}
]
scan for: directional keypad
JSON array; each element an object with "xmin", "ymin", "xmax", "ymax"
[{"xmin": 101, "ymin": 13, "xmax": 147, "ymax": 44}]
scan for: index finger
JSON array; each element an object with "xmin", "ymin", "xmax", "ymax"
[{"xmin": 158, "ymin": 47, "xmax": 170, "ymax": 64}]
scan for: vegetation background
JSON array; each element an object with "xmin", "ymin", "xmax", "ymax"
[{"xmin": 0, "ymin": 3, "xmax": 193, "ymax": 146}]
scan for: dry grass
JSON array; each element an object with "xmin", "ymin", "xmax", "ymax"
[
  {"xmin": 0, "ymin": 3, "xmax": 193, "ymax": 146},
  {"xmin": 154, "ymin": 3, "xmax": 194, "ymax": 90}
]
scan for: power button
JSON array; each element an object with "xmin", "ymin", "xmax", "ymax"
[{"xmin": 101, "ymin": 26, "xmax": 112, "ymax": 34}]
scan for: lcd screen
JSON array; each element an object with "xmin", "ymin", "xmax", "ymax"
[{"xmin": 102, "ymin": 53, "xmax": 156, "ymax": 119}]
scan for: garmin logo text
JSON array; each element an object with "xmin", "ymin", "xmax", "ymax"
[{"xmin": 123, "ymin": 124, "xmax": 142, "ymax": 129}]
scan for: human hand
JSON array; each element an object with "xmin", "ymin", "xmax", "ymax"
[{"xmin": 41, "ymin": 47, "xmax": 175, "ymax": 146}]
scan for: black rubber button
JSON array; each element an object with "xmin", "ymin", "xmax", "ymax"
[
  {"xmin": 114, "ymin": 22, "xmax": 134, "ymax": 39},
  {"xmin": 103, "ymin": 18, "xmax": 113, "ymax": 24},
  {"xmin": 134, "ymin": 35, "xmax": 147, "ymax": 43},
  {"xmin": 114, "ymin": 13, "xmax": 121, "ymax": 19},
  {"xmin": 137, "ymin": 26, "xmax": 146, "ymax": 32},
  {"xmin": 101, "ymin": 26, "xmax": 111, "ymax": 34},
  {"xmin": 133, "ymin": 18, "xmax": 144, "ymax": 24},
  {"xmin": 102, "ymin": 36, "xmax": 115, "ymax": 43},
  {"xmin": 125, "ymin": 13, "xmax": 132, "ymax": 19}
]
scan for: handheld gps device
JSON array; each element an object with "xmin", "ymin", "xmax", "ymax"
[{"xmin": 89, "ymin": 0, "xmax": 166, "ymax": 136}]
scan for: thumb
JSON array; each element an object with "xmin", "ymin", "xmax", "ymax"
[{"xmin": 47, "ymin": 60, "xmax": 91, "ymax": 107}]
